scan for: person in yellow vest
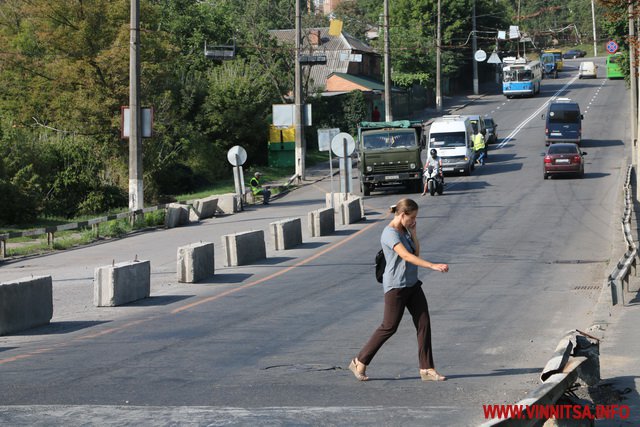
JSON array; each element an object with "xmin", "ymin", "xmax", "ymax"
[
  {"xmin": 472, "ymin": 128, "xmax": 486, "ymax": 165},
  {"xmin": 250, "ymin": 172, "xmax": 271, "ymax": 205}
]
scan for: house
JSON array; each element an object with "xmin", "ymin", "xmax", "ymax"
[
  {"xmin": 269, "ymin": 27, "xmax": 427, "ymax": 119},
  {"xmin": 311, "ymin": 0, "xmax": 344, "ymax": 15},
  {"xmin": 268, "ymin": 27, "xmax": 382, "ymax": 94}
]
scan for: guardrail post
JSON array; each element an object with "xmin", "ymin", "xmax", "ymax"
[
  {"xmin": 0, "ymin": 239, "xmax": 5, "ymax": 259},
  {"xmin": 47, "ymin": 232, "xmax": 54, "ymax": 247}
]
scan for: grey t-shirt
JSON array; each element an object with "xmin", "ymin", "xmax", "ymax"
[{"xmin": 381, "ymin": 226, "xmax": 419, "ymax": 293}]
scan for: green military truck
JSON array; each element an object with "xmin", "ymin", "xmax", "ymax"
[{"xmin": 357, "ymin": 120, "xmax": 425, "ymax": 196}]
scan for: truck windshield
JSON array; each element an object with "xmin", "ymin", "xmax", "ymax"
[
  {"xmin": 362, "ymin": 131, "xmax": 416, "ymax": 149},
  {"xmin": 430, "ymin": 132, "xmax": 466, "ymax": 148}
]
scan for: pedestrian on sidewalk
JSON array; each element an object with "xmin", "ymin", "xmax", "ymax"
[
  {"xmin": 372, "ymin": 106, "xmax": 381, "ymax": 122},
  {"xmin": 473, "ymin": 128, "xmax": 486, "ymax": 165},
  {"xmin": 349, "ymin": 198, "xmax": 449, "ymax": 382},
  {"xmin": 250, "ymin": 172, "xmax": 271, "ymax": 205}
]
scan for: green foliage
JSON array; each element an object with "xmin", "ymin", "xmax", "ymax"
[
  {"xmin": 100, "ymin": 218, "xmax": 130, "ymax": 238},
  {"xmin": 341, "ymin": 91, "xmax": 369, "ymax": 135},
  {"xmin": 197, "ymin": 59, "xmax": 279, "ymax": 178}
]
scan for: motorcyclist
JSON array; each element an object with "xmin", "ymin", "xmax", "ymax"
[{"xmin": 422, "ymin": 148, "xmax": 444, "ymax": 196}]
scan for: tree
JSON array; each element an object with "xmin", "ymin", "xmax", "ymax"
[{"xmin": 197, "ymin": 59, "xmax": 280, "ymax": 181}]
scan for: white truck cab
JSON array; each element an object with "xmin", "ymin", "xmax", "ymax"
[{"xmin": 428, "ymin": 115, "xmax": 475, "ymax": 175}]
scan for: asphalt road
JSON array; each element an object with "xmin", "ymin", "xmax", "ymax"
[{"xmin": 0, "ymin": 57, "xmax": 630, "ymax": 426}]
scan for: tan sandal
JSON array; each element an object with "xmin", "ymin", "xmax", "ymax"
[
  {"xmin": 349, "ymin": 358, "xmax": 369, "ymax": 381},
  {"xmin": 420, "ymin": 368, "xmax": 446, "ymax": 382}
]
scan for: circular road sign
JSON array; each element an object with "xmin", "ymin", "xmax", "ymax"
[
  {"xmin": 474, "ymin": 49, "xmax": 487, "ymax": 62},
  {"xmin": 331, "ymin": 132, "xmax": 356, "ymax": 157},
  {"xmin": 227, "ymin": 145, "xmax": 247, "ymax": 166},
  {"xmin": 606, "ymin": 40, "xmax": 619, "ymax": 54}
]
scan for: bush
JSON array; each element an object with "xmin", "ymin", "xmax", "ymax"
[{"xmin": 77, "ymin": 186, "xmax": 128, "ymax": 216}]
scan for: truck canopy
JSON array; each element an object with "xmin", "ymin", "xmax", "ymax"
[{"xmin": 359, "ymin": 120, "xmax": 422, "ymax": 129}]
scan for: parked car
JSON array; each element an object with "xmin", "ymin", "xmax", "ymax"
[
  {"xmin": 578, "ymin": 61, "xmax": 597, "ymax": 79},
  {"xmin": 543, "ymin": 143, "xmax": 587, "ymax": 179},
  {"xmin": 563, "ymin": 49, "xmax": 587, "ymax": 59},
  {"xmin": 483, "ymin": 116, "xmax": 498, "ymax": 144}
]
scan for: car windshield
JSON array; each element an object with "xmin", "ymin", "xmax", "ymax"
[
  {"xmin": 548, "ymin": 107, "xmax": 581, "ymax": 123},
  {"xmin": 430, "ymin": 131, "xmax": 466, "ymax": 148},
  {"xmin": 362, "ymin": 131, "xmax": 416, "ymax": 149},
  {"xmin": 548, "ymin": 145, "xmax": 578, "ymax": 154},
  {"xmin": 483, "ymin": 119, "xmax": 493, "ymax": 127}
]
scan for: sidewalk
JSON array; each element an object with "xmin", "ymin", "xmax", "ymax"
[{"xmin": 594, "ymin": 296, "xmax": 640, "ymax": 426}]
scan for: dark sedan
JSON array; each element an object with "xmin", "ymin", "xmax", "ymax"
[
  {"xmin": 483, "ymin": 116, "xmax": 498, "ymax": 144},
  {"xmin": 563, "ymin": 49, "xmax": 587, "ymax": 59},
  {"xmin": 543, "ymin": 143, "xmax": 587, "ymax": 179}
]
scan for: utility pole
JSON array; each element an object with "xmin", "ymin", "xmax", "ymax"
[
  {"xmin": 383, "ymin": 0, "xmax": 393, "ymax": 121},
  {"xmin": 435, "ymin": 0, "xmax": 442, "ymax": 112},
  {"xmin": 631, "ymin": 1, "xmax": 640, "ymax": 198},
  {"xmin": 590, "ymin": 0, "xmax": 598, "ymax": 56},
  {"xmin": 294, "ymin": 0, "xmax": 306, "ymax": 180},
  {"xmin": 472, "ymin": 0, "xmax": 479, "ymax": 95},
  {"xmin": 129, "ymin": 0, "xmax": 143, "ymax": 210},
  {"xmin": 630, "ymin": 1, "xmax": 637, "ymax": 157}
]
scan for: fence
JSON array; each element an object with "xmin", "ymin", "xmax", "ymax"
[{"xmin": 0, "ymin": 204, "xmax": 170, "ymax": 259}]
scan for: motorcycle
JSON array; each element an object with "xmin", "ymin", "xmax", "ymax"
[{"xmin": 424, "ymin": 166, "xmax": 444, "ymax": 196}]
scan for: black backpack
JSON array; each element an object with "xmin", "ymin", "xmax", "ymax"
[{"xmin": 375, "ymin": 249, "xmax": 385, "ymax": 283}]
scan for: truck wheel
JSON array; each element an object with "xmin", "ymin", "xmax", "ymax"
[
  {"xmin": 363, "ymin": 185, "xmax": 371, "ymax": 196},
  {"xmin": 464, "ymin": 165, "xmax": 472, "ymax": 176}
]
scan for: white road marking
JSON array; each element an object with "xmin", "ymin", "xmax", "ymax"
[{"xmin": 497, "ymin": 75, "xmax": 580, "ymax": 149}]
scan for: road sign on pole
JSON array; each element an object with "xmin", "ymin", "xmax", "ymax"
[{"xmin": 606, "ymin": 40, "xmax": 619, "ymax": 54}]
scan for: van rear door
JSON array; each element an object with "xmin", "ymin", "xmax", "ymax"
[{"xmin": 546, "ymin": 104, "xmax": 582, "ymax": 143}]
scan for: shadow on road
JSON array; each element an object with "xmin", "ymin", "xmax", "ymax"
[
  {"xmin": 12, "ymin": 320, "xmax": 111, "ymax": 336},
  {"xmin": 202, "ymin": 273, "xmax": 252, "ymax": 284},
  {"xmin": 128, "ymin": 295, "xmax": 192, "ymax": 307}
]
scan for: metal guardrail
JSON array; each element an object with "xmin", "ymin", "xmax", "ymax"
[
  {"xmin": 0, "ymin": 204, "xmax": 170, "ymax": 259},
  {"xmin": 609, "ymin": 164, "xmax": 637, "ymax": 306}
]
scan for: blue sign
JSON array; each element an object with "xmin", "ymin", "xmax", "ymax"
[{"xmin": 606, "ymin": 40, "xmax": 619, "ymax": 54}]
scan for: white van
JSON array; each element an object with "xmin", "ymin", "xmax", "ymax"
[
  {"xmin": 578, "ymin": 61, "xmax": 597, "ymax": 79},
  {"xmin": 428, "ymin": 115, "xmax": 475, "ymax": 175}
]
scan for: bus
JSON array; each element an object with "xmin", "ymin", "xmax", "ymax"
[
  {"xmin": 541, "ymin": 49, "xmax": 564, "ymax": 71},
  {"xmin": 502, "ymin": 58, "xmax": 543, "ymax": 98},
  {"xmin": 606, "ymin": 53, "xmax": 624, "ymax": 79}
]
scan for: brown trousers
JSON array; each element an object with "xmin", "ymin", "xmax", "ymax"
[{"xmin": 357, "ymin": 282, "xmax": 434, "ymax": 370}]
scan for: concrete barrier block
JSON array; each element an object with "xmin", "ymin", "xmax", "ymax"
[
  {"xmin": 177, "ymin": 242, "xmax": 215, "ymax": 283},
  {"xmin": 223, "ymin": 230, "xmax": 266, "ymax": 266},
  {"xmin": 270, "ymin": 218, "xmax": 303, "ymax": 250},
  {"xmin": 340, "ymin": 196, "xmax": 364, "ymax": 225},
  {"xmin": 217, "ymin": 193, "xmax": 243, "ymax": 214},
  {"xmin": 189, "ymin": 196, "xmax": 218, "ymax": 221},
  {"xmin": 0, "ymin": 276, "xmax": 53, "ymax": 336},
  {"xmin": 94, "ymin": 260, "xmax": 151, "ymax": 307},
  {"xmin": 165, "ymin": 203, "xmax": 190, "ymax": 228},
  {"xmin": 326, "ymin": 193, "xmax": 352, "ymax": 212},
  {"xmin": 308, "ymin": 207, "xmax": 335, "ymax": 237}
]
